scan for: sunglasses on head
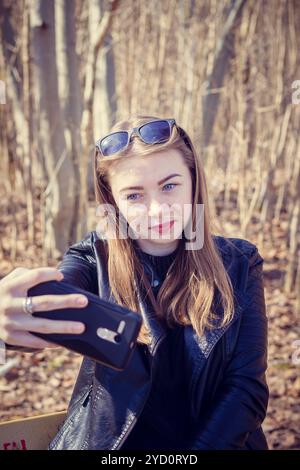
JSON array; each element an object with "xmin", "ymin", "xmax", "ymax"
[{"xmin": 95, "ymin": 118, "xmax": 191, "ymax": 157}]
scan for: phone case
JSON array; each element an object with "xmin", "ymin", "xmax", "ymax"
[{"xmin": 27, "ymin": 280, "xmax": 143, "ymax": 371}]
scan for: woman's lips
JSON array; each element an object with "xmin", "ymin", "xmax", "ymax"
[{"xmin": 149, "ymin": 220, "xmax": 175, "ymax": 232}]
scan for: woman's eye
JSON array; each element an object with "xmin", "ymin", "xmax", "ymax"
[
  {"xmin": 163, "ymin": 183, "xmax": 178, "ymax": 191},
  {"xmin": 126, "ymin": 193, "xmax": 141, "ymax": 201},
  {"xmin": 126, "ymin": 184, "xmax": 178, "ymax": 201}
]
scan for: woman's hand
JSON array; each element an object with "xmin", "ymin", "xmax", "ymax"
[{"xmin": 0, "ymin": 267, "xmax": 88, "ymax": 350}]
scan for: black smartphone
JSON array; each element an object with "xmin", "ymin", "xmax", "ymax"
[{"xmin": 27, "ymin": 280, "xmax": 143, "ymax": 371}]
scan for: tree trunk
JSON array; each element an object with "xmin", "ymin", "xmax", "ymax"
[
  {"xmin": 30, "ymin": 0, "xmax": 75, "ymax": 259},
  {"xmin": 0, "ymin": 0, "xmax": 25, "ymax": 190},
  {"xmin": 79, "ymin": 0, "xmax": 119, "ymax": 233},
  {"xmin": 90, "ymin": 0, "xmax": 117, "ymax": 195},
  {"xmin": 202, "ymin": 0, "xmax": 247, "ymax": 149},
  {"xmin": 22, "ymin": 0, "xmax": 35, "ymax": 244},
  {"xmin": 55, "ymin": 0, "xmax": 83, "ymax": 243}
]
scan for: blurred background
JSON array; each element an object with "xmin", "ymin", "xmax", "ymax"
[{"xmin": 0, "ymin": 0, "xmax": 299, "ymax": 450}]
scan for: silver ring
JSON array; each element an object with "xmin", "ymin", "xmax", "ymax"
[{"xmin": 23, "ymin": 296, "xmax": 34, "ymax": 315}]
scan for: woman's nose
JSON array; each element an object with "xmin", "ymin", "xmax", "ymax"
[{"xmin": 148, "ymin": 200, "xmax": 170, "ymax": 220}]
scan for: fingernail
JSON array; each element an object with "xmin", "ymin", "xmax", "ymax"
[{"xmin": 77, "ymin": 297, "xmax": 87, "ymax": 305}]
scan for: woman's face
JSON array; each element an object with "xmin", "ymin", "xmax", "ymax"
[{"xmin": 108, "ymin": 148, "xmax": 193, "ymax": 255}]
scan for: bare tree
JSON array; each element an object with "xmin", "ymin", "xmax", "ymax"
[
  {"xmin": 30, "ymin": 0, "xmax": 75, "ymax": 259},
  {"xmin": 90, "ymin": 0, "xmax": 117, "ymax": 194},
  {"xmin": 22, "ymin": 0, "xmax": 35, "ymax": 244},
  {"xmin": 55, "ymin": 0, "xmax": 83, "ymax": 242},
  {"xmin": 202, "ymin": 0, "xmax": 247, "ymax": 149},
  {"xmin": 79, "ymin": 0, "xmax": 120, "ymax": 236}
]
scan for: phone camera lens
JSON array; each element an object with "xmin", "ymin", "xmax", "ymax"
[{"xmin": 115, "ymin": 334, "xmax": 122, "ymax": 343}]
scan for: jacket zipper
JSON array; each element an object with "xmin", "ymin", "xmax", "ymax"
[
  {"xmin": 111, "ymin": 336, "xmax": 165, "ymax": 450},
  {"xmin": 48, "ymin": 385, "xmax": 93, "ymax": 449}
]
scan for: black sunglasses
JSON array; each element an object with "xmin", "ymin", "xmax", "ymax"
[{"xmin": 95, "ymin": 118, "xmax": 190, "ymax": 157}]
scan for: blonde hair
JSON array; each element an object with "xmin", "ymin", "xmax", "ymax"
[{"xmin": 93, "ymin": 114, "xmax": 235, "ymax": 344}]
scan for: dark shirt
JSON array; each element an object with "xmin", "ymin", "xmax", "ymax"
[{"xmin": 121, "ymin": 245, "xmax": 189, "ymax": 450}]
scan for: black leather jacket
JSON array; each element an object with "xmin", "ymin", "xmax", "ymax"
[
  {"xmin": 48, "ymin": 231, "xmax": 269, "ymax": 450},
  {"xmin": 6, "ymin": 230, "xmax": 270, "ymax": 450}
]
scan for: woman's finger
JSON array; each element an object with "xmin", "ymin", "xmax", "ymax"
[
  {"xmin": 7, "ymin": 267, "xmax": 63, "ymax": 294},
  {"xmin": 15, "ymin": 314, "xmax": 86, "ymax": 335},
  {"xmin": 0, "ymin": 267, "xmax": 30, "ymax": 285},
  {"xmin": 4, "ymin": 330, "xmax": 61, "ymax": 350},
  {"xmin": 7, "ymin": 292, "xmax": 88, "ymax": 315}
]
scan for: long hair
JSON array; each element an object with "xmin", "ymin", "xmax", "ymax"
[{"xmin": 93, "ymin": 114, "xmax": 235, "ymax": 345}]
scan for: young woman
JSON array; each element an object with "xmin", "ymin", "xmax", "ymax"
[{"xmin": 0, "ymin": 116, "xmax": 269, "ymax": 450}]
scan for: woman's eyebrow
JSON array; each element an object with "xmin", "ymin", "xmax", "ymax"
[{"xmin": 119, "ymin": 173, "xmax": 183, "ymax": 192}]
